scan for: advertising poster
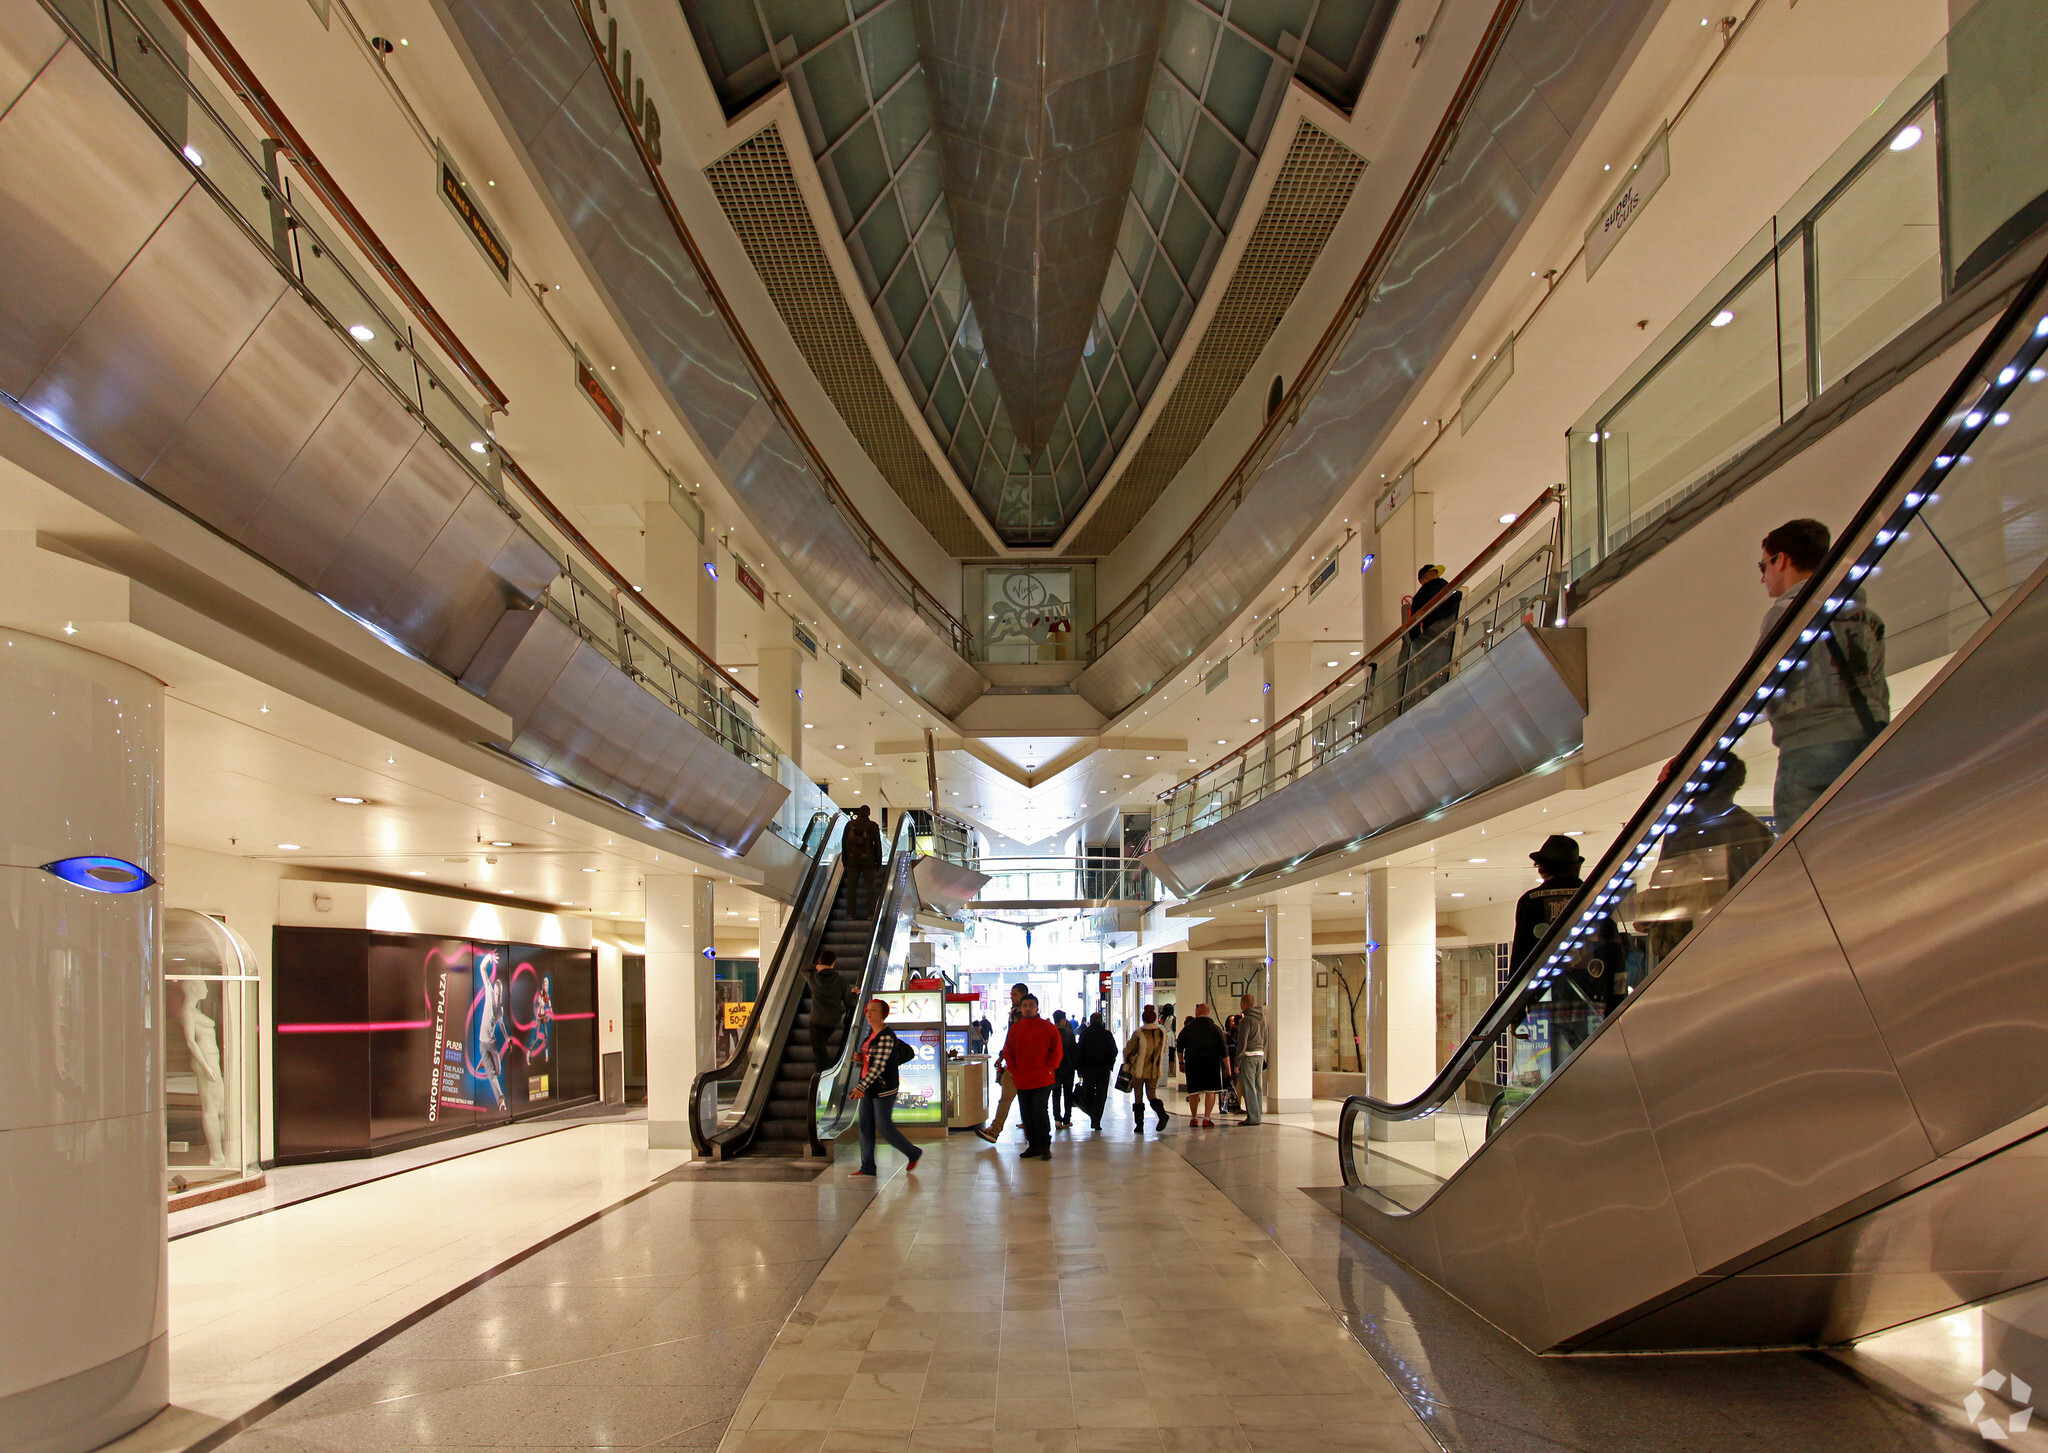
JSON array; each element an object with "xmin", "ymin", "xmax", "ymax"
[{"xmin": 893, "ymin": 1029, "xmax": 947, "ymax": 1124}]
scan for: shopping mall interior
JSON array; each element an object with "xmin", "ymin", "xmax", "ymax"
[{"xmin": 5, "ymin": 0, "xmax": 2047, "ymax": 1448}]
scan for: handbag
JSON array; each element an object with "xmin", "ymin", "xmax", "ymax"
[
  {"xmin": 1114, "ymin": 1064, "xmax": 1133, "ymax": 1093},
  {"xmin": 889, "ymin": 1037, "xmax": 916, "ymax": 1068}
]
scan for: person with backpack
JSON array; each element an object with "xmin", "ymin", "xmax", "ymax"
[
  {"xmin": 847, "ymin": 997, "xmax": 921, "ymax": 1178},
  {"xmin": 1757, "ymin": 518, "xmax": 1889, "ymax": 829}
]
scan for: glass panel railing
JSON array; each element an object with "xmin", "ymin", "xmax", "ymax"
[
  {"xmin": 1571, "ymin": 0, "xmax": 2047, "ymax": 581},
  {"xmin": 972, "ymin": 856, "xmax": 1155, "ymax": 902},
  {"xmin": 1152, "ymin": 489, "xmax": 1565, "ymax": 855},
  {"xmin": 814, "ymin": 813, "xmax": 921, "ymax": 1142},
  {"xmin": 1341, "ymin": 257, "xmax": 2048, "ymax": 1209},
  {"xmin": 50, "ymin": 0, "xmax": 799, "ymax": 833}
]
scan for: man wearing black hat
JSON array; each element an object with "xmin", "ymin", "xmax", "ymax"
[
  {"xmin": 1511, "ymin": 834, "xmax": 1584, "ymax": 973},
  {"xmin": 1513, "ymin": 834, "xmax": 1621, "ymax": 1055}
]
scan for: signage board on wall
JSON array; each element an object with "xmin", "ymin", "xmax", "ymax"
[
  {"xmin": 575, "ymin": 348, "xmax": 624, "ymax": 438},
  {"xmin": 735, "ymin": 561, "xmax": 765, "ymax": 605},
  {"xmin": 1585, "ymin": 125, "xmax": 1670, "ymax": 279},
  {"xmin": 436, "ymin": 141, "xmax": 510, "ymax": 287}
]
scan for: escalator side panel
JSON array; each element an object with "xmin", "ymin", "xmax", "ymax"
[
  {"xmin": 1619, "ymin": 848, "xmax": 1935, "ymax": 1275},
  {"xmin": 1794, "ymin": 572, "xmax": 2048, "ymax": 1154},
  {"xmin": 1505, "ymin": 1026, "xmax": 1696, "ymax": 1349},
  {"xmin": 1422, "ymin": 1130, "xmax": 1553, "ymax": 1351}
]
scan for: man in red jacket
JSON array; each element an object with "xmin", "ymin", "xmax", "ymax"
[{"xmin": 1003, "ymin": 995, "xmax": 1063, "ymax": 1160}]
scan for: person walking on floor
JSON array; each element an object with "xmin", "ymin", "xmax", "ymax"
[
  {"xmin": 976, "ymin": 982, "xmax": 1029, "ymax": 1144},
  {"xmin": 801, "ymin": 949, "xmax": 852, "ymax": 1082},
  {"xmin": 840, "ymin": 805, "xmax": 884, "ymax": 919},
  {"xmin": 1178, "ymin": 1004, "xmax": 1230, "ymax": 1126},
  {"xmin": 847, "ymin": 997, "xmax": 920, "ymax": 1178},
  {"xmin": 1122, "ymin": 1005, "xmax": 1171, "ymax": 1132},
  {"xmin": 1230, "ymin": 993, "xmax": 1268, "ymax": 1126},
  {"xmin": 1051, "ymin": 1009, "xmax": 1080, "ymax": 1127},
  {"xmin": 1075, "ymin": 1011, "xmax": 1118, "ymax": 1130},
  {"xmin": 1757, "ymin": 517, "xmax": 1889, "ymax": 830},
  {"xmin": 1004, "ymin": 995, "xmax": 1063, "ymax": 1160}
]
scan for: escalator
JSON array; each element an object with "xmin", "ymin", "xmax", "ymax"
[
  {"xmin": 691, "ymin": 813, "xmax": 919, "ymax": 1158},
  {"xmin": 1335, "ymin": 259, "xmax": 2048, "ymax": 1353}
]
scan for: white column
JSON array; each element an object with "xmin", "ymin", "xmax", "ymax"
[
  {"xmin": 1264, "ymin": 896, "xmax": 1314, "ymax": 1112},
  {"xmin": 1260, "ymin": 640, "xmax": 1313, "ymax": 727},
  {"xmin": 1366, "ymin": 485, "xmax": 1435, "ymax": 648},
  {"xmin": 595, "ymin": 939, "xmax": 625, "ymax": 1101},
  {"xmin": 645, "ymin": 873, "xmax": 715, "ymax": 1152},
  {"xmin": 642, "ymin": 479, "xmax": 716, "ymax": 647},
  {"xmin": 1366, "ymin": 862, "xmax": 1437, "ymax": 1140},
  {"xmin": 756, "ymin": 644, "xmax": 802, "ymax": 770},
  {"xmin": 0, "ymin": 633, "xmax": 167, "ymax": 1448}
]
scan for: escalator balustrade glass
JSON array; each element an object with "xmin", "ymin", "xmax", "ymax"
[{"xmin": 1341, "ymin": 262, "xmax": 2048, "ymax": 1212}]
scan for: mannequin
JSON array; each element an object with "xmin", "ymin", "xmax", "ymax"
[{"xmin": 176, "ymin": 980, "xmax": 229, "ymax": 1167}]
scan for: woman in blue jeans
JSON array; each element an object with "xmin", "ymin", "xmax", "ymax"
[{"xmin": 848, "ymin": 997, "xmax": 921, "ymax": 1178}]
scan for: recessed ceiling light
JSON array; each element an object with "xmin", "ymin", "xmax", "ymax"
[
  {"xmin": 1710, "ymin": 309, "xmax": 1735, "ymax": 328},
  {"xmin": 1144, "ymin": 754, "xmax": 1156, "ymax": 760},
  {"xmin": 277, "ymin": 843, "xmax": 301, "ymax": 851},
  {"xmin": 1325, "ymin": 660, "xmax": 1340, "ymax": 668},
  {"xmin": 1451, "ymin": 892, "xmax": 1466, "ymax": 898},
  {"xmin": 409, "ymin": 870, "xmax": 426, "ymax": 876},
  {"xmin": 1499, "ymin": 513, "xmax": 1517, "ymax": 524},
  {"xmin": 560, "ymin": 901, "xmax": 575, "ymax": 906},
  {"xmin": 835, "ymin": 743, "xmax": 846, "ymax": 749},
  {"xmin": 1337, "ymin": 891, "xmax": 1353, "ymax": 897},
  {"xmin": 582, "ymin": 867, "xmax": 598, "ymax": 873},
  {"xmin": 804, "ymin": 723, "xmax": 814, "ymax": 728},
  {"xmin": 1216, "ymin": 739, "xmax": 1227, "ymax": 745},
  {"xmin": 488, "ymin": 840, "xmax": 512, "ymax": 847},
  {"xmin": 1564, "ymin": 830, "xmax": 1585, "ymax": 836},
  {"xmin": 1467, "ymin": 857, "xmax": 1487, "ymax": 863},
  {"xmin": 1890, "ymin": 123, "xmax": 1923, "ymax": 152},
  {"xmin": 332, "ymin": 795, "xmax": 366, "ymax": 805},
  {"xmin": 1121, "ymin": 774, "xmax": 1131, "ymax": 779},
  {"xmin": 348, "ymin": 324, "xmax": 376, "ymax": 343}
]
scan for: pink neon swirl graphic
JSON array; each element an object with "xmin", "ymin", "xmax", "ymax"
[{"xmin": 278, "ymin": 1020, "xmax": 431, "ymax": 1033}]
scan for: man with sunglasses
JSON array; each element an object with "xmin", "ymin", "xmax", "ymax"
[{"xmin": 1757, "ymin": 518, "xmax": 1890, "ymax": 830}]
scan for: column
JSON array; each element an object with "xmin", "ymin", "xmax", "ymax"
[
  {"xmin": 1259, "ymin": 639, "xmax": 1313, "ymax": 727},
  {"xmin": 1365, "ymin": 862, "xmax": 1437, "ymax": 1140},
  {"xmin": 0, "ymin": 633, "xmax": 167, "ymax": 1448},
  {"xmin": 755, "ymin": 645, "xmax": 802, "ymax": 770},
  {"xmin": 1365, "ymin": 483, "xmax": 1435, "ymax": 648},
  {"xmin": 642, "ymin": 476, "xmax": 718, "ymax": 658},
  {"xmin": 1264, "ymin": 895, "xmax": 1314, "ymax": 1112},
  {"xmin": 645, "ymin": 873, "xmax": 715, "ymax": 1152}
]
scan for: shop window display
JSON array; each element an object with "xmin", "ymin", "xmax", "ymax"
[{"xmin": 163, "ymin": 909, "xmax": 260, "ymax": 1199}]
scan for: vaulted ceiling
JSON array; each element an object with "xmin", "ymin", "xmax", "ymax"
[{"xmin": 682, "ymin": 0, "xmax": 1394, "ymax": 548}]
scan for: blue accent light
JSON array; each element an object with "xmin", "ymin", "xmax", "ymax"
[
  {"xmin": 43, "ymin": 855, "xmax": 154, "ymax": 893},
  {"xmin": 703, "ymin": 562, "xmax": 718, "ymax": 580}
]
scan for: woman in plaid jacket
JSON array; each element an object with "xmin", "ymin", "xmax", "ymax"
[{"xmin": 849, "ymin": 998, "xmax": 922, "ymax": 1177}]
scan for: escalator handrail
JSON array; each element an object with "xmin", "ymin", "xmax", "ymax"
[
  {"xmin": 687, "ymin": 810, "xmax": 838, "ymax": 1156},
  {"xmin": 812, "ymin": 813, "xmax": 922, "ymax": 1148},
  {"xmin": 1338, "ymin": 248, "xmax": 2048, "ymax": 1182}
]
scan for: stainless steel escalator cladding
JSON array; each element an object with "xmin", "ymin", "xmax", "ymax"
[
  {"xmin": 1075, "ymin": 0, "xmax": 1656, "ymax": 718},
  {"xmin": 1333, "ymin": 256, "xmax": 2048, "ymax": 1354},
  {"xmin": 442, "ymin": 0, "xmax": 988, "ymax": 720}
]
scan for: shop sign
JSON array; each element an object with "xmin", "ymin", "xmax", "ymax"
[
  {"xmin": 436, "ymin": 141, "xmax": 510, "ymax": 287},
  {"xmin": 1585, "ymin": 125, "xmax": 1670, "ymax": 279},
  {"xmin": 735, "ymin": 560, "xmax": 765, "ymax": 605},
  {"xmin": 793, "ymin": 620, "xmax": 818, "ymax": 656},
  {"xmin": 1202, "ymin": 658, "xmax": 1229, "ymax": 694},
  {"xmin": 575, "ymin": 348, "xmax": 624, "ymax": 438},
  {"xmin": 1307, "ymin": 553, "xmax": 1339, "ymax": 598},
  {"xmin": 576, "ymin": 0, "xmax": 664, "ymax": 164},
  {"xmin": 840, "ymin": 663, "xmax": 863, "ymax": 696}
]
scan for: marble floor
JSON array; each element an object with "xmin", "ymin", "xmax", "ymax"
[{"xmin": 99, "ymin": 1092, "xmax": 2005, "ymax": 1453}]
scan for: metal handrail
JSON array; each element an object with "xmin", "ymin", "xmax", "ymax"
[
  {"xmin": 813, "ymin": 812, "xmax": 922, "ymax": 1145},
  {"xmin": 51, "ymin": 0, "xmax": 773, "ymax": 778},
  {"xmin": 1152, "ymin": 490, "xmax": 1564, "ymax": 850},
  {"xmin": 1084, "ymin": 0, "xmax": 1528, "ymax": 660},
  {"xmin": 688, "ymin": 810, "xmax": 838, "ymax": 1157},
  {"xmin": 1335, "ymin": 243, "xmax": 2048, "ymax": 1194}
]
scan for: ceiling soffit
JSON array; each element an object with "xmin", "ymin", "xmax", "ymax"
[
  {"xmin": 679, "ymin": 0, "xmax": 1398, "ymax": 547},
  {"xmin": 912, "ymin": 0, "xmax": 1170, "ymax": 462},
  {"xmin": 704, "ymin": 127, "xmax": 992, "ymax": 556}
]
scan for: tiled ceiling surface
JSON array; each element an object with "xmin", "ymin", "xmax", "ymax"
[
  {"xmin": 1068, "ymin": 118, "xmax": 1364, "ymax": 554},
  {"xmin": 704, "ymin": 126, "xmax": 991, "ymax": 556},
  {"xmin": 682, "ymin": 0, "xmax": 1396, "ymax": 548}
]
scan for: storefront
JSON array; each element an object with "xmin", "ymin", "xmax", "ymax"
[{"xmin": 163, "ymin": 909, "xmax": 262, "ymax": 1204}]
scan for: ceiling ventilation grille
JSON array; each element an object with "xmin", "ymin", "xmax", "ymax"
[
  {"xmin": 1068, "ymin": 120, "xmax": 1364, "ymax": 555},
  {"xmin": 704, "ymin": 125, "xmax": 989, "ymax": 556}
]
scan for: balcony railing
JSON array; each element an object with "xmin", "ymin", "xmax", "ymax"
[
  {"xmin": 54, "ymin": 0, "xmax": 819, "ymax": 840},
  {"xmin": 1152, "ymin": 489, "xmax": 1566, "ymax": 850},
  {"xmin": 1569, "ymin": 0, "xmax": 2048, "ymax": 581}
]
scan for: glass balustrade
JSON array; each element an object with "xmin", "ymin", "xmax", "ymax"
[
  {"xmin": 1344, "ymin": 271, "xmax": 2048, "ymax": 1208},
  {"xmin": 1571, "ymin": 0, "xmax": 2047, "ymax": 580},
  {"xmin": 1152, "ymin": 494, "xmax": 1566, "ymax": 852},
  {"xmin": 54, "ymin": 0, "xmax": 801, "ymax": 836}
]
